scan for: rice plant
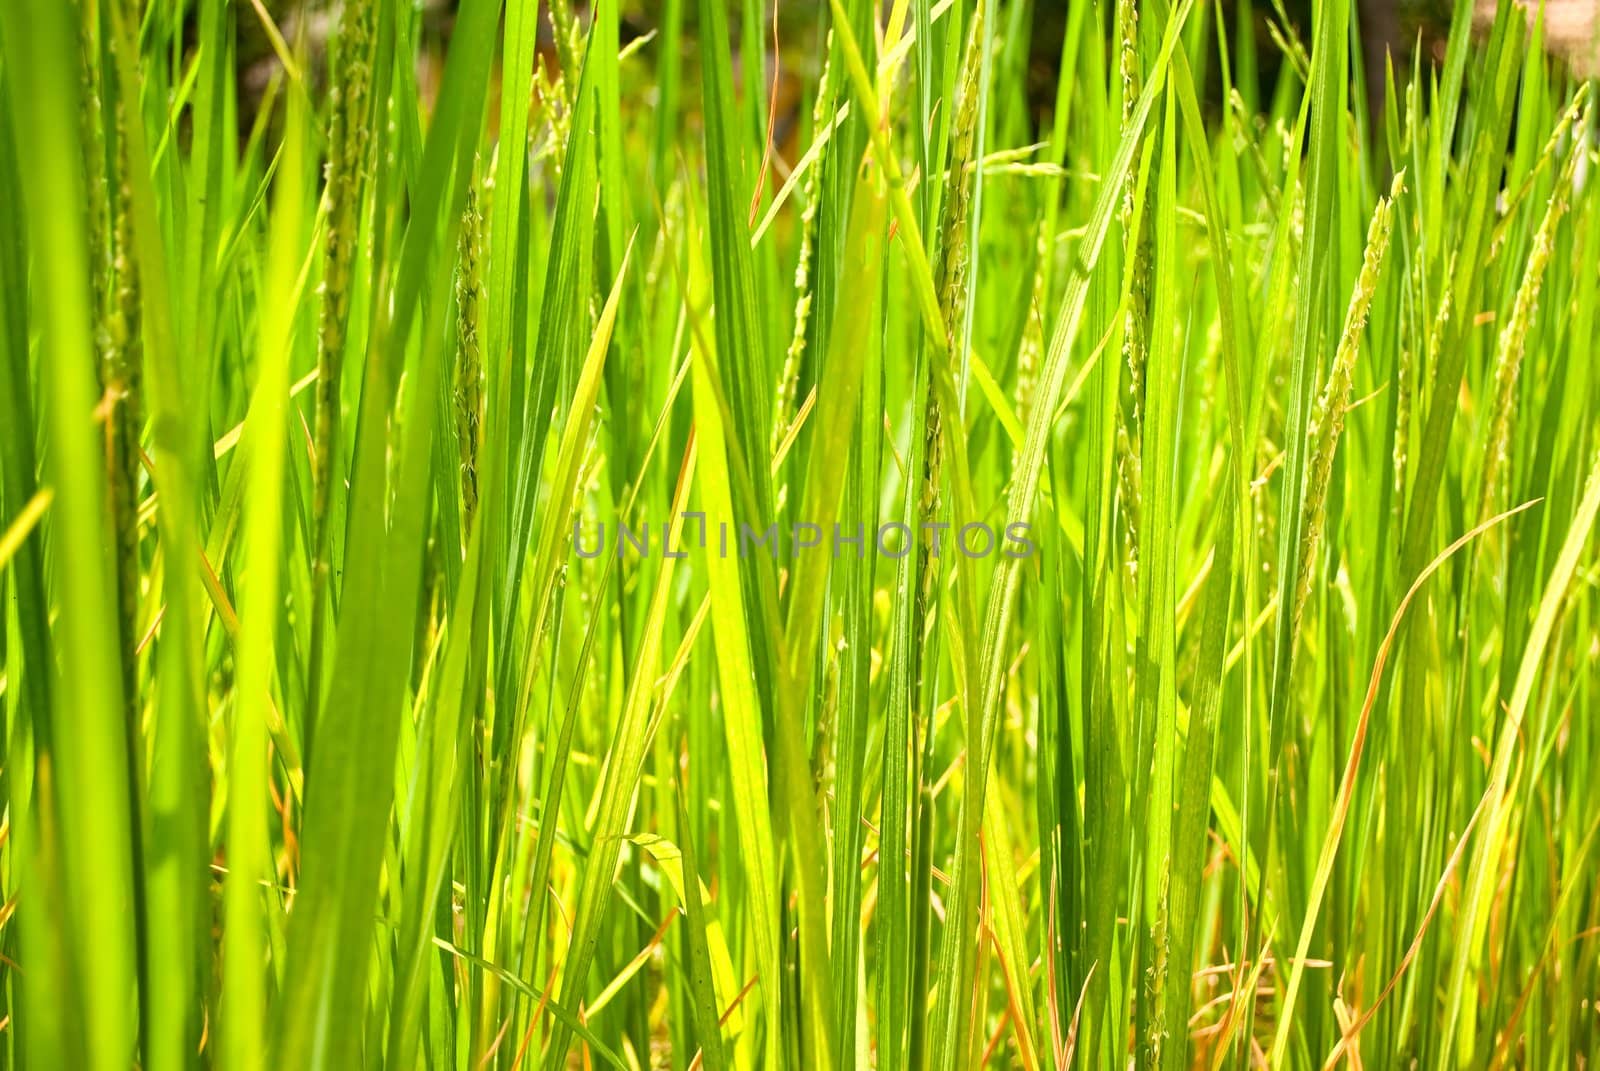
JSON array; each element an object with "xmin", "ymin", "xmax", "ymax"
[{"xmin": 0, "ymin": 0, "xmax": 1598, "ymax": 1068}]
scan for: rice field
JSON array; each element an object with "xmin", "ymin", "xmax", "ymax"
[{"xmin": 1, "ymin": 0, "xmax": 1599, "ymax": 1067}]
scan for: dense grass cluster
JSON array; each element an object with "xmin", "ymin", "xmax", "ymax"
[{"xmin": 1, "ymin": 0, "xmax": 1599, "ymax": 1067}]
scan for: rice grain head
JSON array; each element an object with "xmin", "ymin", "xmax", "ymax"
[
  {"xmin": 915, "ymin": 0, "xmax": 986, "ymax": 640},
  {"xmin": 313, "ymin": 0, "xmax": 376, "ymax": 547},
  {"xmin": 773, "ymin": 36, "xmax": 834, "ymax": 455},
  {"xmin": 456, "ymin": 173, "xmax": 486, "ymax": 537},
  {"xmin": 105, "ymin": 25, "xmax": 144, "ymax": 717},
  {"xmin": 1292, "ymin": 170, "xmax": 1402, "ymax": 636},
  {"xmin": 1478, "ymin": 109, "xmax": 1586, "ymax": 522}
]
